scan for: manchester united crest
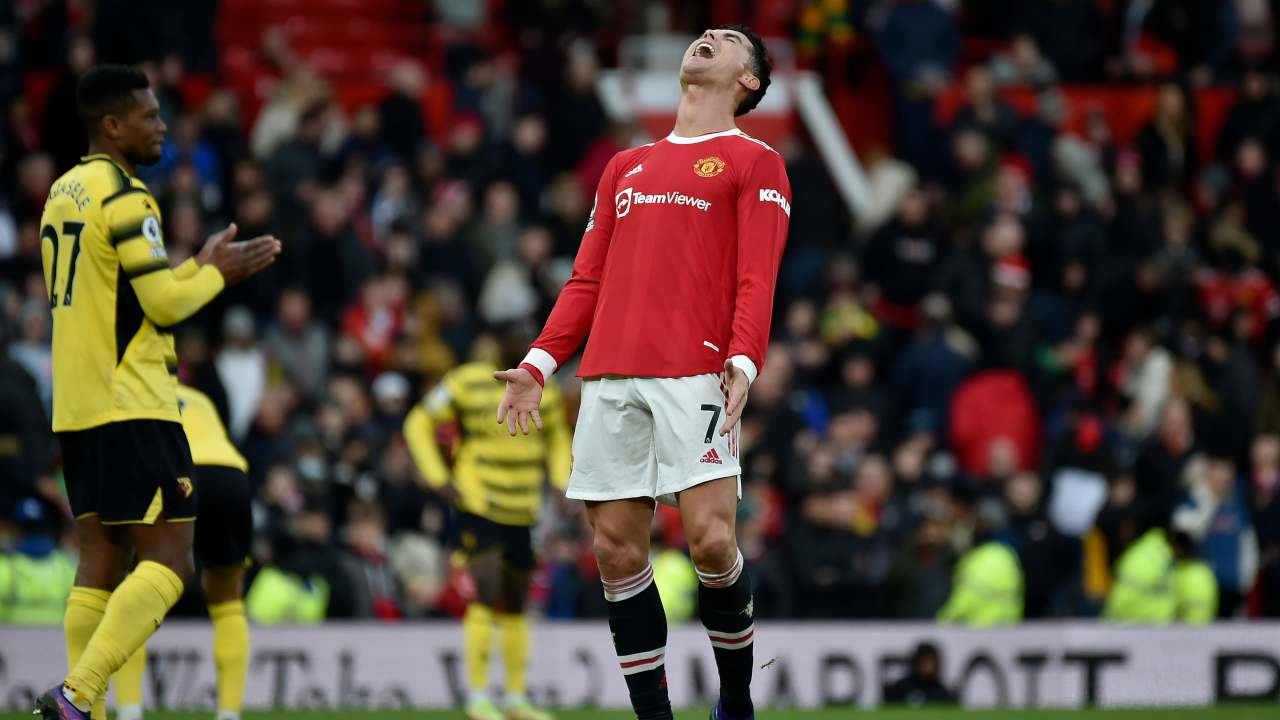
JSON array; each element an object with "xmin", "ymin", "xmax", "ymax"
[
  {"xmin": 176, "ymin": 476, "xmax": 194, "ymax": 498},
  {"xmin": 694, "ymin": 156, "xmax": 726, "ymax": 177}
]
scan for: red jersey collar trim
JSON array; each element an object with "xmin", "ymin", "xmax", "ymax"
[{"xmin": 664, "ymin": 128, "xmax": 743, "ymax": 144}]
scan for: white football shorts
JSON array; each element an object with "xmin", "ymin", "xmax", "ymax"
[{"xmin": 567, "ymin": 373, "xmax": 742, "ymax": 506}]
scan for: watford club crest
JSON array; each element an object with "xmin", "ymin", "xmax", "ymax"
[
  {"xmin": 694, "ymin": 156, "xmax": 726, "ymax": 177},
  {"xmin": 176, "ymin": 476, "xmax": 194, "ymax": 498}
]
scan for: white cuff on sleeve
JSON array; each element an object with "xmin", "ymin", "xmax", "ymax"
[
  {"xmin": 521, "ymin": 347, "xmax": 559, "ymax": 381},
  {"xmin": 728, "ymin": 355, "xmax": 758, "ymax": 386}
]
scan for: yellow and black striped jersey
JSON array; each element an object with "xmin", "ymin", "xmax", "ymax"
[
  {"xmin": 177, "ymin": 384, "xmax": 248, "ymax": 472},
  {"xmin": 40, "ymin": 154, "xmax": 225, "ymax": 432},
  {"xmin": 404, "ymin": 362, "xmax": 571, "ymax": 526}
]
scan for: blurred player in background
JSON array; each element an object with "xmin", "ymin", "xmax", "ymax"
[
  {"xmin": 495, "ymin": 25, "xmax": 789, "ymax": 720},
  {"xmin": 111, "ymin": 382, "xmax": 253, "ymax": 720},
  {"xmin": 35, "ymin": 64, "xmax": 279, "ymax": 720},
  {"xmin": 405, "ymin": 325, "xmax": 571, "ymax": 720}
]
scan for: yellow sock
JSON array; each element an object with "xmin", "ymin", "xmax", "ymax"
[
  {"xmin": 498, "ymin": 612, "xmax": 530, "ymax": 696},
  {"xmin": 463, "ymin": 603, "xmax": 495, "ymax": 693},
  {"xmin": 113, "ymin": 643, "xmax": 147, "ymax": 709},
  {"xmin": 210, "ymin": 600, "xmax": 250, "ymax": 715},
  {"xmin": 65, "ymin": 561, "xmax": 184, "ymax": 706},
  {"xmin": 65, "ymin": 587, "xmax": 110, "ymax": 718}
]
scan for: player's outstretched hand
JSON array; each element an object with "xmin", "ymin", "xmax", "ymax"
[
  {"xmin": 721, "ymin": 359, "xmax": 749, "ymax": 436},
  {"xmin": 494, "ymin": 367, "xmax": 544, "ymax": 436},
  {"xmin": 198, "ymin": 223, "xmax": 282, "ymax": 285}
]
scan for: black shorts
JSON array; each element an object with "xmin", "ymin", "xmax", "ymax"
[
  {"xmin": 193, "ymin": 465, "xmax": 252, "ymax": 568},
  {"xmin": 59, "ymin": 419, "xmax": 196, "ymax": 525},
  {"xmin": 455, "ymin": 512, "xmax": 535, "ymax": 571}
]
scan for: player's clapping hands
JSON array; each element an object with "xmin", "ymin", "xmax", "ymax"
[{"xmin": 198, "ymin": 222, "xmax": 282, "ymax": 285}]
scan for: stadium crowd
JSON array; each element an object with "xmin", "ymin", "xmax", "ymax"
[{"xmin": 3, "ymin": 0, "xmax": 1280, "ymax": 623}]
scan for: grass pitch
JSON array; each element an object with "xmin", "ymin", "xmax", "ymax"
[{"xmin": 6, "ymin": 707, "xmax": 1280, "ymax": 719}]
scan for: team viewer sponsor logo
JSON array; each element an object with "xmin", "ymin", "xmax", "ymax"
[
  {"xmin": 759, "ymin": 188, "xmax": 791, "ymax": 217},
  {"xmin": 614, "ymin": 187, "xmax": 712, "ymax": 218}
]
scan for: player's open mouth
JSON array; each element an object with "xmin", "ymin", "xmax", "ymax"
[{"xmin": 693, "ymin": 42, "xmax": 715, "ymax": 59}]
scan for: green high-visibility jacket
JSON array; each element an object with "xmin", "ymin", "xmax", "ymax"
[
  {"xmin": 0, "ymin": 549, "xmax": 76, "ymax": 624},
  {"xmin": 245, "ymin": 567, "xmax": 329, "ymax": 624},
  {"xmin": 1103, "ymin": 528, "xmax": 1176, "ymax": 623},
  {"xmin": 1173, "ymin": 559, "xmax": 1218, "ymax": 624},
  {"xmin": 938, "ymin": 541, "xmax": 1024, "ymax": 626},
  {"xmin": 653, "ymin": 549, "xmax": 699, "ymax": 624}
]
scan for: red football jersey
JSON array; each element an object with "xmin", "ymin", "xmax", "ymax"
[{"xmin": 522, "ymin": 128, "xmax": 791, "ymax": 384}]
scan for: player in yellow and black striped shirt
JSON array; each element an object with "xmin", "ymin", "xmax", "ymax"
[
  {"xmin": 112, "ymin": 384, "xmax": 253, "ymax": 720},
  {"xmin": 405, "ymin": 326, "xmax": 571, "ymax": 720},
  {"xmin": 35, "ymin": 65, "xmax": 280, "ymax": 720}
]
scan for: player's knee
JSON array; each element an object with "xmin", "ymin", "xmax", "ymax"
[
  {"xmin": 592, "ymin": 531, "xmax": 647, "ymax": 578},
  {"xmin": 201, "ymin": 566, "xmax": 245, "ymax": 604},
  {"xmin": 688, "ymin": 521, "xmax": 736, "ymax": 574},
  {"xmin": 75, "ymin": 555, "xmax": 125, "ymax": 591},
  {"xmin": 140, "ymin": 547, "xmax": 195, "ymax": 584},
  {"xmin": 167, "ymin": 551, "xmax": 196, "ymax": 584},
  {"xmin": 469, "ymin": 555, "xmax": 504, "ymax": 607}
]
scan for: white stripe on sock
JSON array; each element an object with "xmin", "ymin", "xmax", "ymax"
[
  {"xmin": 696, "ymin": 549, "xmax": 744, "ymax": 588},
  {"xmin": 618, "ymin": 647, "xmax": 666, "ymax": 675},
  {"xmin": 602, "ymin": 564, "xmax": 654, "ymax": 602},
  {"xmin": 708, "ymin": 625, "xmax": 755, "ymax": 650}
]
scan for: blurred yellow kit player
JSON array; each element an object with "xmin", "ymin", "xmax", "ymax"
[
  {"xmin": 113, "ymin": 384, "xmax": 254, "ymax": 720},
  {"xmin": 404, "ymin": 328, "xmax": 571, "ymax": 720}
]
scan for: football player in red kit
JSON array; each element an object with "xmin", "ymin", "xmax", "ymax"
[{"xmin": 495, "ymin": 25, "xmax": 789, "ymax": 720}]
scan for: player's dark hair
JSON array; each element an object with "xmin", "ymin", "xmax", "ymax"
[
  {"xmin": 716, "ymin": 24, "xmax": 771, "ymax": 117},
  {"xmin": 76, "ymin": 64, "xmax": 150, "ymax": 137}
]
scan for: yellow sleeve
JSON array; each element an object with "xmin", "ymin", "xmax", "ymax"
[
  {"xmin": 106, "ymin": 191, "xmax": 225, "ymax": 326},
  {"xmin": 542, "ymin": 384, "xmax": 572, "ymax": 491},
  {"xmin": 403, "ymin": 382, "xmax": 457, "ymax": 489},
  {"xmin": 173, "ymin": 257, "xmax": 201, "ymax": 279}
]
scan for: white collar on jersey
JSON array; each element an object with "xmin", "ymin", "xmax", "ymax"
[{"xmin": 664, "ymin": 127, "xmax": 744, "ymax": 144}]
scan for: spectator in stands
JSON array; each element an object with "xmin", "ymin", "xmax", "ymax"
[
  {"xmin": 341, "ymin": 500, "xmax": 402, "ymax": 620},
  {"xmin": 547, "ymin": 42, "xmax": 607, "ymax": 174},
  {"xmin": 302, "ymin": 186, "xmax": 375, "ymax": 323},
  {"xmin": 1173, "ymin": 453, "xmax": 1259, "ymax": 617},
  {"xmin": 0, "ymin": 498, "xmax": 75, "ymax": 624},
  {"xmin": 938, "ymin": 500, "xmax": 1024, "ymax": 625},
  {"xmin": 217, "ymin": 306, "xmax": 267, "ymax": 442},
  {"xmin": 988, "ymin": 33, "xmax": 1058, "ymax": 87},
  {"xmin": 1137, "ymin": 83, "xmax": 1198, "ymax": 192},
  {"xmin": 864, "ymin": 188, "xmax": 945, "ymax": 344},
  {"xmin": 1170, "ymin": 530, "xmax": 1218, "ymax": 624},
  {"xmin": 8, "ymin": 300, "xmax": 51, "ymax": 415},
  {"xmin": 379, "ymin": 61, "xmax": 428, "ymax": 166},
  {"xmin": 1104, "ymin": 525, "xmax": 1176, "ymax": 623},
  {"xmin": 40, "ymin": 34, "xmax": 94, "ymax": 173},
  {"xmin": 883, "ymin": 641, "xmax": 958, "ymax": 706},
  {"xmin": 875, "ymin": 0, "xmax": 958, "ymax": 178},
  {"xmin": 952, "ymin": 66, "xmax": 1020, "ymax": 153},
  {"xmin": 885, "ymin": 500, "xmax": 956, "ymax": 619},
  {"xmin": 342, "ymin": 275, "xmax": 408, "ymax": 374},
  {"xmin": 890, "ymin": 295, "xmax": 976, "ymax": 437},
  {"xmin": 1217, "ymin": 68, "xmax": 1280, "ymax": 164},
  {"xmin": 1009, "ymin": 0, "xmax": 1103, "ymax": 81},
  {"xmin": 0, "ymin": 326, "xmax": 50, "ymax": 514},
  {"xmin": 1133, "ymin": 397, "xmax": 1197, "ymax": 530}
]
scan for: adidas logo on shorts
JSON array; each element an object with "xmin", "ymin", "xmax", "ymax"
[{"xmin": 699, "ymin": 448, "xmax": 723, "ymax": 464}]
